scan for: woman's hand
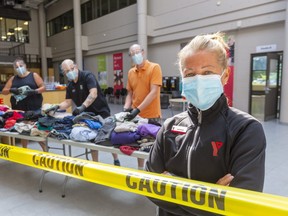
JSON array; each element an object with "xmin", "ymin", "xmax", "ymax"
[{"xmin": 216, "ymin": 173, "xmax": 234, "ymax": 186}]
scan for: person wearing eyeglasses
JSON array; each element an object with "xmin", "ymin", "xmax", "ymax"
[
  {"xmin": 2, "ymin": 57, "xmax": 46, "ymax": 150},
  {"xmin": 44, "ymin": 59, "xmax": 120, "ymax": 166},
  {"xmin": 123, "ymin": 44, "xmax": 163, "ymax": 170},
  {"xmin": 145, "ymin": 32, "xmax": 266, "ymax": 216}
]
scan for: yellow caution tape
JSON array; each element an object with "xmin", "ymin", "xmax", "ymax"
[{"xmin": 1, "ymin": 143, "xmax": 288, "ymax": 215}]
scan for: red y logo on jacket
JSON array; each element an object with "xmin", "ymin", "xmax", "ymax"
[{"xmin": 211, "ymin": 141, "xmax": 223, "ymax": 156}]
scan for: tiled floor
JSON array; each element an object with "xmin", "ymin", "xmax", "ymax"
[{"xmin": 0, "ymin": 103, "xmax": 288, "ymax": 215}]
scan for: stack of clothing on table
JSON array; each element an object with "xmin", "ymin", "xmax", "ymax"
[
  {"xmin": 0, "ymin": 105, "xmax": 50, "ymax": 138},
  {"xmin": 48, "ymin": 112, "xmax": 109, "ymax": 144},
  {"xmin": 110, "ymin": 112, "xmax": 161, "ymax": 155},
  {"xmin": 1, "ymin": 104, "xmax": 162, "ymax": 155},
  {"xmin": 39, "ymin": 115, "xmax": 73, "ymax": 139},
  {"xmin": 45, "ymin": 111, "xmax": 161, "ymax": 155}
]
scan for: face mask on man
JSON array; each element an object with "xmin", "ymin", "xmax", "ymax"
[
  {"xmin": 181, "ymin": 74, "xmax": 224, "ymax": 111},
  {"xmin": 16, "ymin": 66, "xmax": 26, "ymax": 76},
  {"xmin": 132, "ymin": 53, "xmax": 144, "ymax": 65},
  {"xmin": 66, "ymin": 69, "xmax": 78, "ymax": 81}
]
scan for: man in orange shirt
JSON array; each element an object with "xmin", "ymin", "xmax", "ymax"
[{"xmin": 124, "ymin": 44, "xmax": 163, "ymax": 169}]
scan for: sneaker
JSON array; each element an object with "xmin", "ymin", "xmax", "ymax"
[
  {"xmin": 114, "ymin": 159, "xmax": 121, "ymax": 166},
  {"xmin": 140, "ymin": 145, "xmax": 153, "ymax": 152}
]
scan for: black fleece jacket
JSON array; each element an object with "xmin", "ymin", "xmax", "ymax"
[{"xmin": 145, "ymin": 94, "xmax": 266, "ymax": 216}]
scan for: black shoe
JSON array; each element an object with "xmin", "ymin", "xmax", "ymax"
[
  {"xmin": 114, "ymin": 159, "xmax": 120, "ymax": 166},
  {"xmin": 140, "ymin": 145, "xmax": 153, "ymax": 152}
]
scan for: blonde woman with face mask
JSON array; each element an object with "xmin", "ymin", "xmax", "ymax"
[{"xmin": 145, "ymin": 32, "xmax": 266, "ymax": 216}]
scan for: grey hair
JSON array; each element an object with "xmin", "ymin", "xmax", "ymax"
[
  {"xmin": 61, "ymin": 59, "xmax": 75, "ymax": 69},
  {"xmin": 129, "ymin": 44, "xmax": 143, "ymax": 54},
  {"xmin": 178, "ymin": 32, "xmax": 229, "ymax": 73}
]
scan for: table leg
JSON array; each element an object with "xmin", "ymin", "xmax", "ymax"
[
  {"xmin": 61, "ymin": 145, "xmax": 73, "ymax": 197},
  {"xmin": 62, "ymin": 176, "xmax": 69, "ymax": 198},
  {"xmin": 38, "ymin": 171, "xmax": 48, "ymax": 192}
]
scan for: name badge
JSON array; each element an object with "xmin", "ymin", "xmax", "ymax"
[
  {"xmin": 80, "ymin": 85, "xmax": 83, "ymax": 90},
  {"xmin": 171, "ymin": 125, "xmax": 187, "ymax": 134}
]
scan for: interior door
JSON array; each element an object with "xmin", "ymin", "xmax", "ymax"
[{"xmin": 250, "ymin": 53, "xmax": 281, "ymax": 121}]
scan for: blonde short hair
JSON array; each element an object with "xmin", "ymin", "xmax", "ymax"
[{"xmin": 178, "ymin": 32, "xmax": 229, "ymax": 72}]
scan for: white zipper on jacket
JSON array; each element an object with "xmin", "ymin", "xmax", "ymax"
[{"xmin": 187, "ymin": 109, "xmax": 202, "ymax": 179}]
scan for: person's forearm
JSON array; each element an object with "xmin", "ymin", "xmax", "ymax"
[
  {"xmin": 36, "ymin": 85, "xmax": 46, "ymax": 93},
  {"xmin": 137, "ymin": 91, "xmax": 157, "ymax": 111},
  {"xmin": 83, "ymin": 92, "xmax": 97, "ymax": 108},
  {"xmin": 124, "ymin": 93, "xmax": 132, "ymax": 109},
  {"xmin": 2, "ymin": 85, "xmax": 12, "ymax": 95},
  {"xmin": 1, "ymin": 88, "xmax": 9, "ymax": 95},
  {"xmin": 58, "ymin": 100, "xmax": 71, "ymax": 110}
]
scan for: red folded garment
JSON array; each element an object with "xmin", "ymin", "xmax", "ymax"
[
  {"xmin": 0, "ymin": 105, "xmax": 9, "ymax": 112},
  {"xmin": 119, "ymin": 145, "xmax": 139, "ymax": 155},
  {"xmin": 4, "ymin": 119, "xmax": 16, "ymax": 129},
  {"xmin": 7, "ymin": 111, "xmax": 24, "ymax": 121}
]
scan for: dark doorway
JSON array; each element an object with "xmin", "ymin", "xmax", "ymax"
[{"xmin": 249, "ymin": 52, "xmax": 283, "ymax": 121}]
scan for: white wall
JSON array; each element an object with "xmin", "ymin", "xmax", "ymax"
[
  {"xmin": 147, "ymin": 0, "xmax": 285, "ymax": 44},
  {"xmin": 148, "ymin": 41, "xmax": 182, "ymax": 77},
  {"xmin": 47, "ymin": 28, "xmax": 75, "ymax": 61},
  {"xmin": 83, "ymin": 5, "xmax": 138, "ymax": 55}
]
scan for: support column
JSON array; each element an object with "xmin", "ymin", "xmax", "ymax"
[
  {"xmin": 280, "ymin": 0, "xmax": 288, "ymax": 123},
  {"xmin": 38, "ymin": 3, "xmax": 47, "ymax": 79},
  {"xmin": 73, "ymin": 0, "xmax": 83, "ymax": 70},
  {"xmin": 137, "ymin": 0, "xmax": 147, "ymax": 53}
]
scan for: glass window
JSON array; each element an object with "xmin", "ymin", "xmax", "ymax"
[
  {"xmin": 278, "ymin": 55, "xmax": 282, "ymax": 87},
  {"xmin": 253, "ymin": 56, "xmax": 267, "ymax": 71},
  {"xmin": 81, "ymin": 1, "xmax": 93, "ymax": 24},
  {"xmin": 46, "ymin": 21, "xmax": 51, "ymax": 37},
  {"xmin": 62, "ymin": 10, "xmax": 73, "ymax": 30},
  {"xmin": 110, "ymin": 0, "xmax": 118, "ymax": 13},
  {"xmin": 47, "ymin": 10, "xmax": 73, "ymax": 37},
  {"xmin": 6, "ymin": 18, "xmax": 17, "ymax": 42},
  {"xmin": 86, "ymin": 1, "xmax": 93, "ymax": 22},
  {"xmin": 17, "ymin": 20, "xmax": 29, "ymax": 43},
  {"xmin": 0, "ymin": 17, "xmax": 7, "ymax": 41},
  {"xmin": 129, "ymin": 0, "xmax": 136, "ymax": 5},
  {"xmin": 0, "ymin": 17, "xmax": 29, "ymax": 43},
  {"xmin": 53, "ymin": 17, "xmax": 62, "ymax": 34},
  {"xmin": 101, "ymin": 0, "xmax": 109, "ymax": 16},
  {"xmin": 119, "ymin": 0, "xmax": 128, "ymax": 9},
  {"xmin": 269, "ymin": 59, "xmax": 278, "ymax": 87},
  {"xmin": 93, "ymin": 0, "xmax": 101, "ymax": 18},
  {"xmin": 252, "ymin": 56, "xmax": 267, "ymax": 90}
]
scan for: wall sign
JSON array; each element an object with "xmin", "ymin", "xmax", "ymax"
[{"xmin": 256, "ymin": 44, "xmax": 277, "ymax": 53}]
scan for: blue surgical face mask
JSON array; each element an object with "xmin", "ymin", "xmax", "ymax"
[
  {"xmin": 132, "ymin": 53, "xmax": 144, "ymax": 65},
  {"xmin": 66, "ymin": 70, "xmax": 78, "ymax": 81},
  {"xmin": 16, "ymin": 66, "xmax": 26, "ymax": 76},
  {"xmin": 181, "ymin": 74, "xmax": 224, "ymax": 111}
]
